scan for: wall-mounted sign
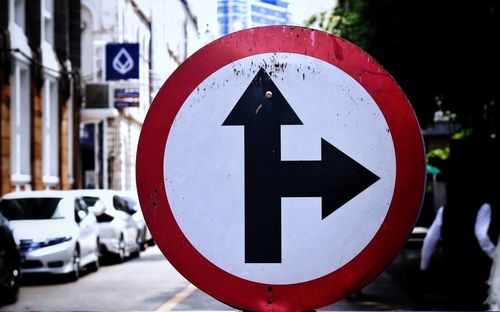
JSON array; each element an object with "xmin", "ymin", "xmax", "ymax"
[{"xmin": 106, "ymin": 43, "xmax": 139, "ymax": 80}]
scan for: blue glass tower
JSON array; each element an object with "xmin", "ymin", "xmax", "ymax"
[{"xmin": 218, "ymin": 0, "xmax": 290, "ymax": 36}]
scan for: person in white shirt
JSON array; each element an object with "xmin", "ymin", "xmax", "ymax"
[
  {"xmin": 420, "ymin": 202, "xmax": 500, "ymax": 309},
  {"xmin": 421, "ymin": 203, "xmax": 496, "ymax": 270},
  {"xmin": 422, "ymin": 136, "xmax": 499, "ymax": 309}
]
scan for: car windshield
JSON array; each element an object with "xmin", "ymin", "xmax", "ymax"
[
  {"xmin": 0, "ymin": 198, "xmax": 64, "ymax": 220},
  {"xmin": 120, "ymin": 196, "xmax": 139, "ymax": 212},
  {"xmin": 113, "ymin": 195, "xmax": 136, "ymax": 214},
  {"xmin": 82, "ymin": 196, "xmax": 99, "ymax": 206}
]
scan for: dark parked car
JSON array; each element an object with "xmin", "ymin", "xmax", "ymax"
[{"xmin": 0, "ymin": 212, "xmax": 20, "ymax": 304}]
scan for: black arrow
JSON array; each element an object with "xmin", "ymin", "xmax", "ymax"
[{"xmin": 222, "ymin": 68, "xmax": 380, "ymax": 263}]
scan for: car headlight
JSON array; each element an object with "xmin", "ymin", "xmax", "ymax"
[
  {"xmin": 44, "ymin": 236, "xmax": 72, "ymax": 246},
  {"xmin": 20, "ymin": 236, "xmax": 72, "ymax": 252}
]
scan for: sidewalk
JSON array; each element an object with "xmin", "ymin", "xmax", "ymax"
[{"xmin": 322, "ymin": 248, "xmax": 449, "ymax": 310}]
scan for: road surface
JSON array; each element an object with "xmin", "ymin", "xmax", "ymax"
[{"xmin": 1, "ymin": 246, "xmax": 448, "ymax": 311}]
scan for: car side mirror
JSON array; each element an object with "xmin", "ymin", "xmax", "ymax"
[{"xmin": 77, "ymin": 210, "xmax": 87, "ymax": 222}]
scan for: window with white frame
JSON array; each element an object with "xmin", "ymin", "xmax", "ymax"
[
  {"xmin": 93, "ymin": 44, "xmax": 105, "ymax": 81},
  {"xmin": 42, "ymin": 0, "xmax": 54, "ymax": 45},
  {"xmin": 10, "ymin": 60, "xmax": 31, "ymax": 186},
  {"xmin": 14, "ymin": 0, "xmax": 25, "ymax": 31},
  {"xmin": 42, "ymin": 75, "xmax": 59, "ymax": 186}
]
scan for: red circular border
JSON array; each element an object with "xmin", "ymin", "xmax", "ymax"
[{"xmin": 137, "ymin": 26, "xmax": 425, "ymax": 311}]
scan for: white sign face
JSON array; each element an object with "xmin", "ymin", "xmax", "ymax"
[{"xmin": 164, "ymin": 53, "xmax": 396, "ymax": 285}]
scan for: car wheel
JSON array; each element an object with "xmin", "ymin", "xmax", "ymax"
[
  {"xmin": 67, "ymin": 247, "xmax": 81, "ymax": 282},
  {"xmin": 0, "ymin": 263, "xmax": 20, "ymax": 304},
  {"xmin": 87, "ymin": 239, "xmax": 100, "ymax": 273},
  {"xmin": 130, "ymin": 241, "xmax": 141, "ymax": 259},
  {"xmin": 113, "ymin": 236, "xmax": 126, "ymax": 264},
  {"xmin": 87, "ymin": 259, "xmax": 99, "ymax": 273},
  {"xmin": 146, "ymin": 237, "xmax": 155, "ymax": 247},
  {"xmin": 139, "ymin": 227, "xmax": 147, "ymax": 251},
  {"xmin": 95, "ymin": 237, "xmax": 102, "ymax": 259}
]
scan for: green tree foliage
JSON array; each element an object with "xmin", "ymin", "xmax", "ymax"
[
  {"xmin": 304, "ymin": 0, "xmax": 369, "ymax": 50},
  {"xmin": 304, "ymin": 0, "xmax": 500, "ymax": 136}
]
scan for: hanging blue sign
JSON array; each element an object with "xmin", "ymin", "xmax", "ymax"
[{"xmin": 106, "ymin": 43, "xmax": 139, "ymax": 80}]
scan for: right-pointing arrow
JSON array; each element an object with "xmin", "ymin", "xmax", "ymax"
[{"xmin": 280, "ymin": 138, "xmax": 381, "ymax": 220}]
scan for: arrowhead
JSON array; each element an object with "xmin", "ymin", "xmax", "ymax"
[
  {"xmin": 222, "ymin": 67, "xmax": 303, "ymax": 126},
  {"xmin": 320, "ymin": 139, "xmax": 380, "ymax": 219}
]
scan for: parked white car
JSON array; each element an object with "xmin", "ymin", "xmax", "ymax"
[
  {"xmin": 116, "ymin": 190, "xmax": 154, "ymax": 249},
  {"xmin": 0, "ymin": 191, "xmax": 100, "ymax": 281},
  {"xmin": 72, "ymin": 190, "xmax": 141, "ymax": 262}
]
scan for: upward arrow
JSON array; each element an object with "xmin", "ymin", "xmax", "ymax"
[
  {"xmin": 223, "ymin": 68, "xmax": 380, "ymax": 263},
  {"xmin": 223, "ymin": 68, "xmax": 303, "ymax": 126}
]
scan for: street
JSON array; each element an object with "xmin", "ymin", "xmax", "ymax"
[
  {"xmin": 1, "ymin": 247, "xmax": 230, "ymax": 311},
  {"xmin": 1, "ymin": 246, "xmax": 450, "ymax": 311}
]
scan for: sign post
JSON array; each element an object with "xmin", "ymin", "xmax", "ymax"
[{"xmin": 136, "ymin": 26, "xmax": 425, "ymax": 311}]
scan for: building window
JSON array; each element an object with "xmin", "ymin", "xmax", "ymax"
[
  {"xmin": 93, "ymin": 44, "xmax": 105, "ymax": 81},
  {"xmin": 10, "ymin": 61, "xmax": 31, "ymax": 187},
  {"xmin": 42, "ymin": 0, "xmax": 54, "ymax": 45},
  {"xmin": 14, "ymin": 0, "xmax": 25, "ymax": 31},
  {"xmin": 42, "ymin": 75, "xmax": 59, "ymax": 187}
]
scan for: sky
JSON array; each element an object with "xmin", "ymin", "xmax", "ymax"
[{"xmin": 191, "ymin": 0, "xmax": 337, "ymax": 35}]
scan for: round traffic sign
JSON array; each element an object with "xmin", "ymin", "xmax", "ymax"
[{"xmin": 136, "ymin": 26, "xmax": 425, "ymax": 311}]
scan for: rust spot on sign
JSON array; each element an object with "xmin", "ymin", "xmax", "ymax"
[{"xmin": 148, "ymin": 183, "xmax": 163, "ymax": 209}]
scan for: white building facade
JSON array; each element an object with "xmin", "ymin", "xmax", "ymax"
[
  {"xmin": 1, "ymin": 0, "xmax": 81, "ymax": 194},
  {"xmin": 80, "ymin": 0, "xmax": 202, "ymax": 191},
  {"xmin": 150, "ymin": 0, "xmax": 203, "ymax": 98}
]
